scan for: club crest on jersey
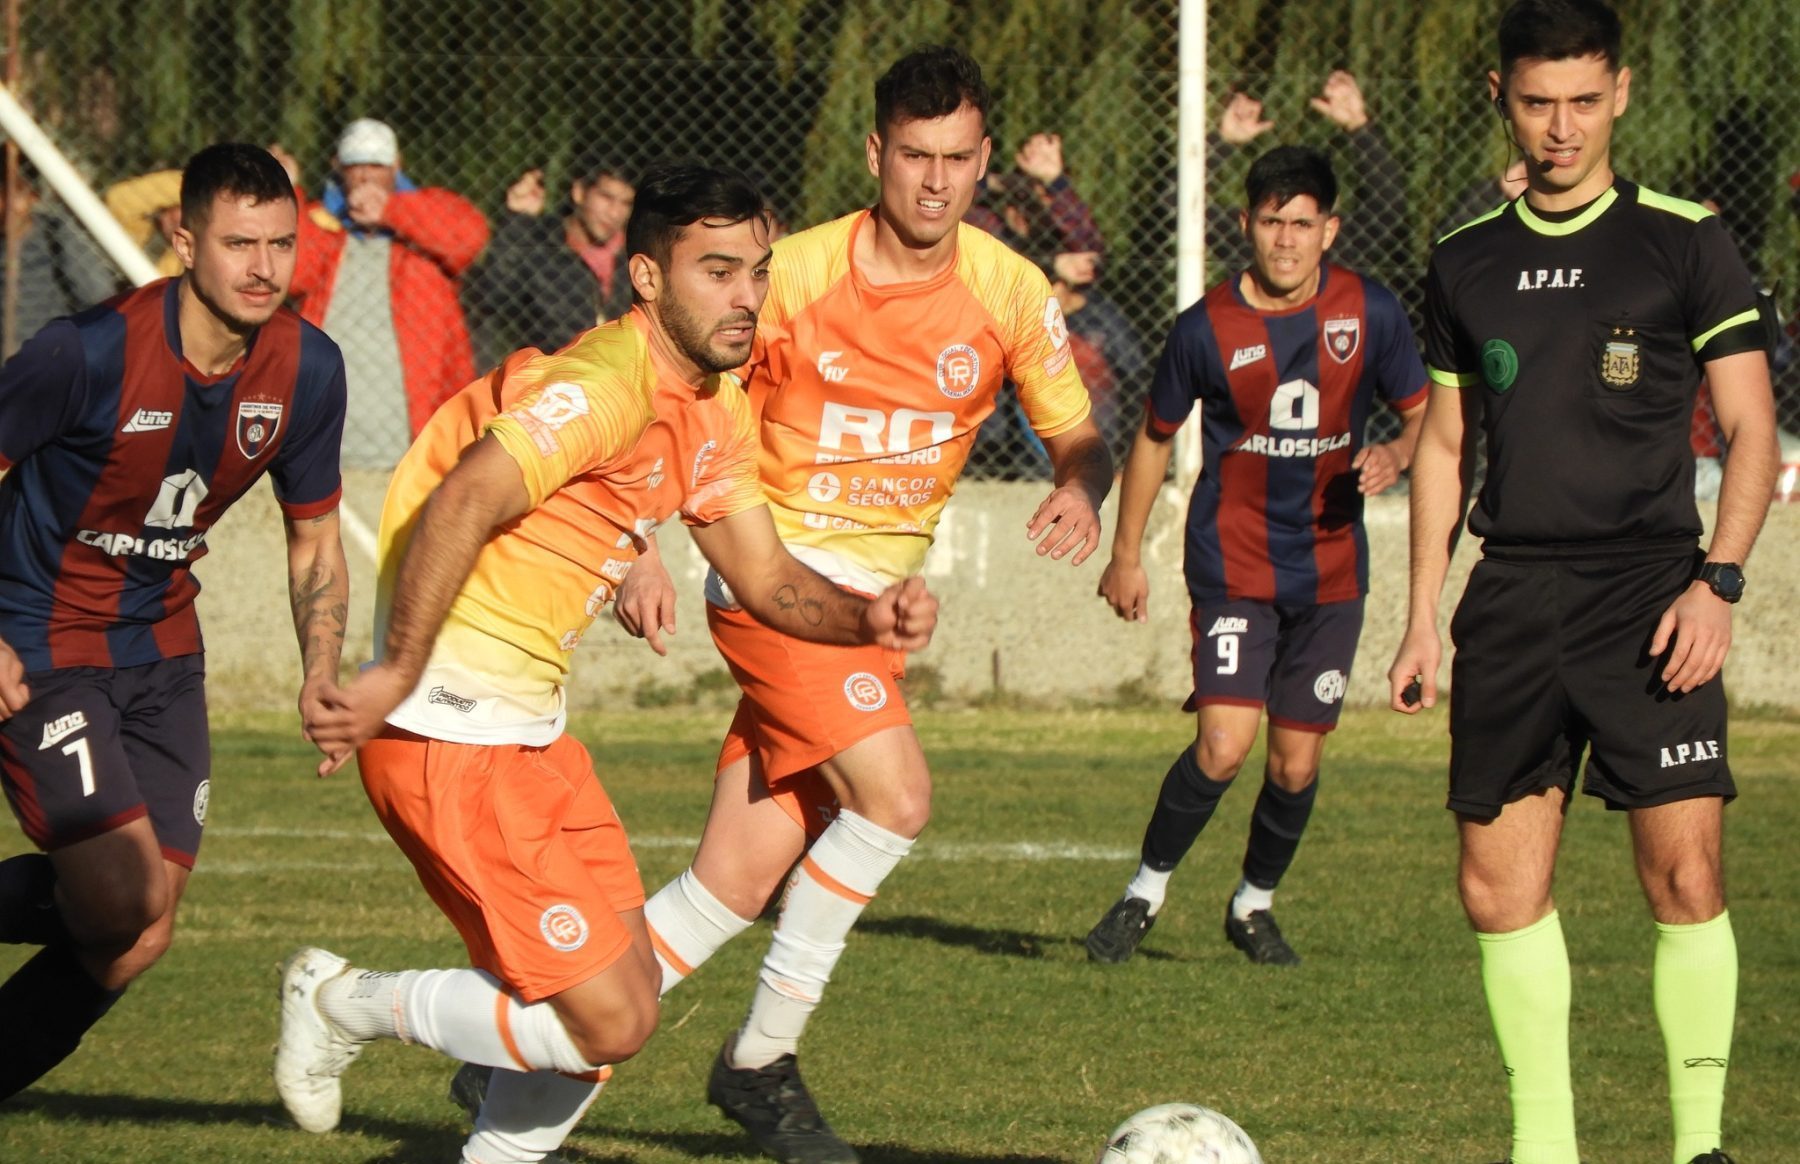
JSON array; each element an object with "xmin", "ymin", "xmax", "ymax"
[
  {"xmin": 1323, "ymin": 317, "xmax": 1360, "ymax": 364},
  {"xmin": 236, "ymin": 400, "xmax": 283, "ymax": 458},
  {"xmin": 936, "ymin": 344, "xmax": 980, "ymax": 399},
  {"xmin": 1601, "ymin": 327, "xmax": 1639, "ymax": 389}
]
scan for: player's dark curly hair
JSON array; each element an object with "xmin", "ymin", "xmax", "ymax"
[
  {"xmin": 624, "ymin": 162, "xmax": 768, "ymax": 305},
  {"xmin": 1245, "ymin": 146, "xmax": 1338, "ymax": 216},
  {"xmin": 180, "ymin": 144, "xmax": 296, "ymax": 230},
  {"xmin": 874, "ymin": 46, "xmax": 990, "ymax": 136},
  {"xmin": 1499, "ymin": 0, "xmax": 1623, "ymax": 76}
]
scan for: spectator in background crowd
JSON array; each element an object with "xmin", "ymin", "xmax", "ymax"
[
  {"xmin": 102, "ymin": 167, "xmax": 185, "ymax": 279},
  {"xmin": 0, "ymin": 165, "xmax": 120, "ymax": 356},
  {"xmin": 276, "ymin": 119, "xmax": 489, "ymax": 470},
  {"xmin": 463, "ymin": 158, "xmax": 635, "ymax": 370},
  {"xmin": 1051, "ymin": 249, "xmax": 1146, "ymax": 462},
  {"xmin": 964, "ymin": 131, "xmax": 1108, "ymax": 479},
  {"xmin": 965, "ymin": 131, "xmax": 1105, "ymax": 261},
  {"xmin": 1209, "ymin": 71, "xmax": 1410, "ymax": 281}
]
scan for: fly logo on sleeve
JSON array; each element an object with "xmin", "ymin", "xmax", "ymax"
[
  {"xmin": 514, "ymin": 382, "xmax": 591, "ymax": 456},
  {"xmin": 818, "ymin": 351, "xmax": 850, "ymax": 382},
  {"xmin": 1041, "ymin": 297, "xmax": 1072, "ymax": 378}
]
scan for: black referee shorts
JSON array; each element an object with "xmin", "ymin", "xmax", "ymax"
[{"xmin": 1447, "ymin": 549, "xmax": 1733, "ymax": 819}]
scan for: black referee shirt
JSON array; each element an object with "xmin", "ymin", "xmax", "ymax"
[{"xmin": 1424, "ymin": 178, "xmax": 1764, "ymax": 549}]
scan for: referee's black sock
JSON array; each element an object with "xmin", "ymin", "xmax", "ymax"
[
  {"xmin": 0, "ymin": 943, "xmax": 126, "ymax": 1101},
  {"xmin": 0, "ymin": 853, "xmax": 69, "ymax": 945},
  {"xmin": 1140, "ymin": 745, "xmax": 1233, "ymax": 871},
  {"xmin": 1240, "ymin": 776, "xmax": 1319, "ymax": 893}
]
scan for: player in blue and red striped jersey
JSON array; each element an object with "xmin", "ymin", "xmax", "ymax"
[
  {"xmin": 0, "ymin": 143, "xmax": 349, "ymax": 1100},
  {"xmin": 1084, "ymin": 145, "xmax": 1426, "ymax": 967}
]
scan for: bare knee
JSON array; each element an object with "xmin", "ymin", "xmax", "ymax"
[
  {"xmin": 560, "ymin": 993, "xmax": 660, "ymax": 1065},
  {"xmin": 1264, "ymin": 751, "xmax": 1319, "ymax": 792},
  {"xmin": 1639, "ymin": 856, "xmax": 1724, "ymax": 924},
  {"xmin": 836, "ymin": 771, "xmax": 932, "ymax": 839},
  {"xmin": 61, "ymin": 877, "xmax": 168, "ymax": 953},
  {"xmin": 1195, "ymin": 729, "xmax": 1250, "ymax": 782},
  {"xmin": 1458, "ymin": 863, "xmax": 1551, "ymax": 934},
  {"xmin": 90, "ymin": 917, "xmax": 175, "ymax": 990},
  {"xmin": 866, "ymin": 780, "xmax": 931, "ymax": 839}
]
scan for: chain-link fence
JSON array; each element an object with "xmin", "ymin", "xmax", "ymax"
[{"xmin": 5, "ymin": 0, "xmax": 1799, "ymax": 479}]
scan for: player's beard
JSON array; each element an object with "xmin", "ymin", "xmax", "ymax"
[
  {"xmin": 662, "ymin": 291, "xmax": 755, "ymax": 375},
  {"xmin": 192, "ymin": 273, "xmax": 283, "ymax": 334}
]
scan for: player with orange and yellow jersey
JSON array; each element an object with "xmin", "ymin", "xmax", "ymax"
[
  {"xmin": 623, "ymin": 49, "xmax": 1114, "ymax": 1164},
  {"xmin": 272, "ymin": 165, "xmax": 938, "ymax": 1164}
]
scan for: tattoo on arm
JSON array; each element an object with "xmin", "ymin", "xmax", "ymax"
[
  {"xmin": 771, "ymin": 584, "xmax": 826, "ymax": 627},
  {"xmin": 290, "ymin": 561, "xmax": 348, "ymax": 676}
]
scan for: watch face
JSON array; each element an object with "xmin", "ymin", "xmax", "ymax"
[{"xmin": 1707, "ymin": 563, "xmax": 1746, "ymax": 600}]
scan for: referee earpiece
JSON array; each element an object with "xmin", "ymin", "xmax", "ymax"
[{"xmin": 1493, "ymin": 95, "xmax": 1507, "ymax": 119}]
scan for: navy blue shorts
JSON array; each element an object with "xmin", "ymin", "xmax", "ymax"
[
  {"xmin": 1185, "ymin": 598, "xmax": 1365, "ymax": 732},
  {"xmin": 1448, "ymin": 552, "xmax": 1733, "ymax": 819},
  {"xmin": 0, "ymin": 655, "xmax": 211, "ymax": 867}
]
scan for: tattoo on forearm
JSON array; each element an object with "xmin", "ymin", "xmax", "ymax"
[
  {"xmin": 1056, "ymin": 435, "xmax": 1111, "ymax": 491},
  {"xmin": 771, "ymin": 584, "xmax": 826, "ymax": 627},
  {"xmin": 290, "ymin": 563, "xmax": 348, "ymax": 673}
]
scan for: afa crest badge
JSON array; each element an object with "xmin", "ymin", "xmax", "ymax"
[{"xmin": 1601, "ymin": 327, "xmax": 1639, "ymax": 389}]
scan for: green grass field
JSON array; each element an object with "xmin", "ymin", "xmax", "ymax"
[{"xmin": 1, "ymin": 706, "xmax": 1794, "ymax": 1163}]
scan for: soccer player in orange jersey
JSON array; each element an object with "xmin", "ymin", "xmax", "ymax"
[
  {"xmin": 616, "ymin": 48, "xmax": 1113, "ymax": 1164},
  {"xmin": 270, "ymin": 164, "xmax": 938, "ymax": 1164}
]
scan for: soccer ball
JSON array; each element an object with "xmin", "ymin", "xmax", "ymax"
[{"xmin": 1094, "ymin": 1102, "xmax": 1264, "ymax": 1164}]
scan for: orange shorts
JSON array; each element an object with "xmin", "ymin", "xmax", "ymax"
[
  {"xmin": 708, "ymin": 599, "xmax": 911, "ymax": 839},
  {"xmin": 358, "ymin": 729, "xmax": 643, "ymax": 1003}
]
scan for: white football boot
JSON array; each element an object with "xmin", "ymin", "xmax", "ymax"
[{"xmin": 274, "ymin": 946, "xmax": 369, "ymax": 1133}]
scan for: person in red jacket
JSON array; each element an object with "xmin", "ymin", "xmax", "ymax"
[{"xmin": 275, "ymin": 120, "xmax": 490, "ymax": 469}]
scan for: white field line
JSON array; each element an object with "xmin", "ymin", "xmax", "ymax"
[{"xmin": 205, "ymin": 825, "xmax": 1135, "ymax": 864}]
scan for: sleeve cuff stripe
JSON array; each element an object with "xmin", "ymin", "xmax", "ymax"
[
  {"xmin": 278, "ymin": 486, "xmax": 343, "ymax": 521},
  {"xmin": 1691, "ymin": 308, "xmax": 1761, "ymax": 353},
  {"xmin": 1428, "ymin": 367, "xmax": 1478, "ymax": 388}
]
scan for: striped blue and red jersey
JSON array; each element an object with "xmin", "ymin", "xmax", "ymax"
[
  {"xmin": 0, "ymin": 278, "xmax": 346, "ymax": 671},
  {"xmin": 1147, "ymin": 263, "xmax": 1426, "ymax": 605}
]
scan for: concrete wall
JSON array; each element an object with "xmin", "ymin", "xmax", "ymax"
[{"xmin": 196, "ymin": 470, "xmax": 1800, "ymax": 713}]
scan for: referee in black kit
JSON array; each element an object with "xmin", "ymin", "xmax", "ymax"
[{"xmin": 1387, "ymin": 2, "xmax": 1778, "ymax": 1163}]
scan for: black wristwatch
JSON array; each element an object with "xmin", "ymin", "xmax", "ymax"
[{"xmin": 1696, "ymin": 561, "xmax": 1746, "ymax": 604}]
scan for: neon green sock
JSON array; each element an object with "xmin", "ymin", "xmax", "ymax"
[
  {"xmin": 1477, "ymin": 910, "xmax": 1579, "ymax": 1164},
  {"xmin": 1655, "ymin": 910, "xmax": 1736, "ymax": 1163}
]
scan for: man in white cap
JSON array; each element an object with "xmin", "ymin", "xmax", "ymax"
[{"xmin": 275, "ymin": 120, "xmax": 490, "ymax": 470}]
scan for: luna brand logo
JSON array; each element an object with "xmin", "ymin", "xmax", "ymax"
[{"xmin": 40, "ymin": 710, "xmax": 89, "ymax": 750}]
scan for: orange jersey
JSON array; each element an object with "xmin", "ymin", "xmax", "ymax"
[
  {"xmin": 743, "ymin": 211, "xmax": 1091, "ymax": 591},
  {"xmin": 378, "ymin": 309, "xmax": 762, "ymax": 744}
]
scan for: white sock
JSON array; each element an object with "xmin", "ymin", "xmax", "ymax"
[
  {"xmin": 732, "ymin": 810, "xmax": 912, "ymax": 1069},
  {"xmin": 461, "ymin": 1067, "xmax": 606, "ymax": 1164},
  {"xmin": 320, "ymin": 966, "xmax": 603, "ymax": 1077},
  {"xmin": 1124, "ymin": 864, "xmax": 1174, "ymax": 915},
  {"xmin": 1230, "ymin": 879, "xmax": 1275, "ymax": 920},
  {"xmin": 645, "ymin": 868, "xmax": 755, "ymax": 995}
]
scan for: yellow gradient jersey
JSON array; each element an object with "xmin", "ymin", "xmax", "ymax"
[
  {"xmin": 378, "ymin": 308, "xmax": 762, "ymax": 744},
  {"xmin": 741, "ymin": 210, "xmax": 1091, "ymax": 593}
]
